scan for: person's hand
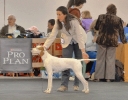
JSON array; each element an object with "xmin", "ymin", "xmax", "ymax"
[
  {"xmin": 43, "ymin": 45, "xmax": 48, "ymax": 50},
  {"xmin": 123, "ymin": 22, "xmax": 127, "ymax": 28},
  {"xmin": 92, "ymin": 35, "xmax": 97, "ymax": 43},
  {"xmin": 82, "ymin": 52, "xmax": 90, "ymax": 64},
  {"xmin": 8, "ymin": 36, "xmax": 13, "ymax": 38}
]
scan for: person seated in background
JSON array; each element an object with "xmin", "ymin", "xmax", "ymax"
[
  {"xmin": 47, "ymin": 19, "xmax": 55, "ymax": 33},
  {"xmin": 0, "ymin": 15, "xmax": 25, "ymax": 38},
  {"xmin": 85, "ymin": 19, "xmax": 98, "ymax": 80},
  {"xmin": 81, "ymin": 10, "xmax": 93, "ymax": 32},
  {"xmin": 0, "ymin": 15, "xmax": 26, "ymax": 76},
  {"xmin": 47, "ymin": 19, "xmax": 61, "ymax": 38},
  {"xmin": 27, "ymin": 26, "xmax": 42, "ymax": 38}
]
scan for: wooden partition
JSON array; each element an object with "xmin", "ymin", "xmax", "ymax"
[
  {"xmin": 32, "ymin": 38, "xmax": 53, "ymax": 68},
  {"xmin": 123, "ymin": 44, "xmax": 128, "ymax": 82},
  {"xmin": 52, "ymin": 38, "xmax": 62, "ymax": 56},
  {"xmin": 116, "ymin": 43, "xmax": 128, "ymax": 82}
]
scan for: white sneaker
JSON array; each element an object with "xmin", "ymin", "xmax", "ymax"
[
  {"xmin": 69, "ymin": 76, "xmax": 75, "ymax": 81},
  {"xmin": 89, "ymin": 72, "xmax": 95, "ymax": 80},
  {"xmin": 57, "ymin": 86, "xmax": 68, "ymax": 92},
  {"xmin": 74, "ymin": 86, "xmax": 79, "ymax": 91}
]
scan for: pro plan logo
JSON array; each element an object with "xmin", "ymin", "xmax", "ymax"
[
  {"xmin": 55, "ymin": 43, "xmax": 62, "ymax": 50},
  {"xmin": 3, "ymin": 48, "xmax": 29, "ymax": 64},
  {"xmin": 10, "ymin": 48, "xmax": 22, "ymax": 51}
]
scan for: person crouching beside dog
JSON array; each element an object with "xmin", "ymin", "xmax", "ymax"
[{"xmin": 43, "ymin": 6, "xmax": 88, "ymax": 92}]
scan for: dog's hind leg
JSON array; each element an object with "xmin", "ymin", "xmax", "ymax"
[{"xmin": 74, "ymin": 70, "xmax": 89, "ymax": 93}]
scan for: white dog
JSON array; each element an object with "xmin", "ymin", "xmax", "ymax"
[{"xmin": 31, "ymin": 46, "xmax": 96, "ymax": 94}]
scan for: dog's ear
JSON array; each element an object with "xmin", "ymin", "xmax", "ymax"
[
  {"xmin": 36, "ymin": 46, "xmax": 44, "ymax": 51},
  {"xmin": 36, "ymin": 46, "xmax": 44, "ymax": 56},
  {"xmin": 40, "ymin": 50, "xmax": 44, "ymax": 57},
  {"xmin": 43, "ymin": 47, "xmax": 46, "ymax": 51}
]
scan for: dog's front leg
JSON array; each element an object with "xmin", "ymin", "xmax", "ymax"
[{"xmin": 44, "ymin": 70, "xmax": 53, "ymax": 94}]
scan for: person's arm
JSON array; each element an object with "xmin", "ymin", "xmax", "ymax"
[
  {"xmin": 90, "ymin": 19, "xmax": 97, "ymax": 32},
  {"xmin": 80, "ymin": 48, "xmax": 89, "ymax": 64},
  {"xmin": 86, "ymin": 32, "xmax": 96, "ymax": 48},
  {"xmin": 95, "ymin": 15, "xmax": 101, "ymax": 31},
  {"xmin": 118, "ymin": 18, "xmax": 127, "ymax": 43},
  {"xmin": 43, "ymin": 20, "xmax": 59, "ymax": 49},
  {"xmin": 21, "ymin": 27, "xmax": 26, "ymax": 33},
  {"xmin": 0, "ymin": 26, "xmax": 7, "ymax": 38},
  {"xmin": 73, "ymin": 19, "xmax": 85, "ymax": 49},
  {"xmin": 16, "ymin": 25, "xmax": 26, "ymax": 35},
  {"xmin": 19, "ymin": 26, "xmax": 26, "ymax": 33},
  {"xmin": 73, "ymin": 19, "xmax": 89, "ymax": 63}
]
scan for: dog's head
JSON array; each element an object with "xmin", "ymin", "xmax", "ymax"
[{"xmin": 31, "ymin": 45, "xmax": 45, "ymax": 56}]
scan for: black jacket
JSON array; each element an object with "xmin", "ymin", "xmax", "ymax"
[
  {"xmin": 28, "ymin": 34, "xmax": 42, "ymax": 38},
  {"xmin": 0, "ymin": 24, "xmax": 25, "ymax": 38}
]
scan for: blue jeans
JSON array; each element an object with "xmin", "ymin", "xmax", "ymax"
[
  {"xmin": 86, "ymin": 51, "xmax": 97, "ymax": 74},
  {"xmin": 61, "ymin": 43, "xmax": 82, "ymax": 88},
  {"xmin": 70, "ymin": 52, "xmax": 75, "ymax": 76}
]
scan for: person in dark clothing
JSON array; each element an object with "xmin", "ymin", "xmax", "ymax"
[
  {"xmin": 0, "ymin": 15, "xmax": 25, "ymax": 38},
  {"xmin": 94, "ymin": 4, "xmax": 127, "ymax": 82}
]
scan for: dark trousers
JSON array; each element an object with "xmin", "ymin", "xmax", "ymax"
[
  {"xmin": 86, "ymin": 51, "xmax": 97, "ymax": 74},
  {"xmin": 61, "ymin": 43, "xmax": 82, "ymax": 87}
]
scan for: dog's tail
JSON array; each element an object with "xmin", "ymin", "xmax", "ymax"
[{"xmin": 78, "ymin": 59, "xmax": 97, "ymax": 61}]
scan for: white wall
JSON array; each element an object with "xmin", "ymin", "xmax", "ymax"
[
  {"xmin": 0, "ymin": 0, "xmax": 4, "ymax": 29},
  {"xmin": 0, "ymin": 0, "xmax": 128, "ymax": 33}
]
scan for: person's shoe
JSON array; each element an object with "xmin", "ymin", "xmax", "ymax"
[
  {"xmin": 106, "ymin": 79, "xmax": 111, "ymax": 82},
  {"xmin": 93, "ymin": 79, "xmax": 100, "ymax": 82},
  {"xmin": 74, "ymin": 86, "xmax": 79, "ymax": 91},
  {"xmin": 57, "ymin": 86, "xmax": 68, "ymax": 92},
  {"xmin": 69, "ymin": 76, "xmax": 75, "ymax": 81}
]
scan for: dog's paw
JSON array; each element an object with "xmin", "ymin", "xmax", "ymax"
[
  {"xmin": 82, "ymin": 89, "xmax": 89, "ymax": 93},
  {"xmin": 85, "ymin": 89, "xmax": 89, "ymax": 93},
  {"xmin": 44, "ymin": 89, "xmax": 51, "ymax": 94},
  {"xmin": 82, "ymin": 89, "xmax": 85, "ymax": 92}
]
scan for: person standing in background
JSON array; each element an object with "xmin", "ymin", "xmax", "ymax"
[
  {"xmin": 94, "ymin": 4, "xmax": 127, "ymax": 82},
  {"xmin": 67, "ymin": 0, "xmax": 86, "ymax": 22}
]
